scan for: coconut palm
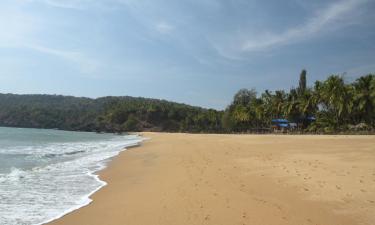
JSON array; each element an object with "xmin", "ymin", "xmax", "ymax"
[
  {"xmin": 353, "ymin": 74, "xmax": 374, "ymax": 125},
  {"xmin": 284, "ymin": 88, "xmax": 300, "ymax": 121},
  {"xmin": 317, "ymin": 75, "xmax": 352, "ymax": 129}
]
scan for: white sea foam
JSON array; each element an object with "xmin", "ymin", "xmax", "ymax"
[{"xmin": 0, "ymin": 133, "xmax": 143, "ymax": 225}]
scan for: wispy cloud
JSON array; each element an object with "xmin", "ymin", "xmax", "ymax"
[
  {"xmin": 24, "ymin": 44, "xmax": 100, "ymax": 74},
  {"xmin": 209, "ymin": 0, "xmax": 368, "ymax": 60},
  {"xmin": 24, "ymin": 0, "xmax": 126, "ymax": 10},
  {"xmin": 155, "ymin": 21, "xmax": 174, "ymax": 34},
  {"xmin": 24, "ymin": 0, "xmax": 93, "ymax": 9},
  {"xmin": 242, "ymin": 0, "xmax": 367, "ymax": 51},
  {"xmin": 0, "ymin": 4, "xmax": 37, "ymax": 46},
  {"xmin": 0, "ymin": 3, "xmax": 99, "ymax": 74}
]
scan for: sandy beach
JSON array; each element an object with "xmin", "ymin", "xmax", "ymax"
[{"xmin": 48, "ymin": 133, "xmax": 375, "ymax": 225}]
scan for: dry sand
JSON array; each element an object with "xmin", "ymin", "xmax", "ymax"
[{"xmin": 48, "ymin": 133, "xmax": 375, "ymax": 225}]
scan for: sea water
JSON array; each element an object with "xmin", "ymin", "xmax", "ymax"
[{"xmin": 0, "ymin": 127, "xmax": 143, "ymax": 225}]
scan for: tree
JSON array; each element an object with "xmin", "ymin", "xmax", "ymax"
[
  {"xmin": 298, "ymin": 69, "xmax": 307, "ymax": 95},
  {"xmin": 122, "ymin": 114, "xmax": 139, "ymax": 131},
  {"xmin": 285, "ymin": 88, "xmax": 308, "ymax": 123},
  {"xmin": 352, "ymin": 74, "xmax": 374, "ymax": 126},
  {"xmin": 315, "ymin": 75, "xmax": 352, "ymax": 129},
  {"xmin": 233, "ymin": 88, "xmax": 257, "ymax": 106}
]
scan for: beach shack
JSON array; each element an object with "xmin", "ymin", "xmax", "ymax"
[{"xmin": 271, "ymin": 119, "xmax": 290, "ymax": 132}]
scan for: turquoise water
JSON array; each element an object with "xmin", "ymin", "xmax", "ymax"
[{"xmin": 0, "ymin": 127, "xmax": 142, "ymax": 225}]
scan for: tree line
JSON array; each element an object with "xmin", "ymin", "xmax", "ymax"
[
  {"xmin": 0, "ymin": 71, "xmax": 374, "ymax": 134},
  {"xmin": 224, "ymin": 71, "xmax": 374, "ymax": 133},
  {"xmin": 0, "ymin": 95, "xmax": 222, "ymax": 133}
]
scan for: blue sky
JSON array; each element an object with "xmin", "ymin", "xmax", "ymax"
[{"xmin": 0, "ymin": 0, "xmax": 374, "ymax": 109}]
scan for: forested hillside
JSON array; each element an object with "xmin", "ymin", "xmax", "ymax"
[
  {"xmin": 0, "ymin": 94, "xmax": 222, "ymax": 133},
  {"xmin": 0, "ymin": 72, "xmax": 374, "ymax": 134}
]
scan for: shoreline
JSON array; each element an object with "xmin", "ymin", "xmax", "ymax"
[
  {"xmin": 40, "ymin": 139, "xmax": 143, "ymax": 225},
  {"xmin": 39, "ymin": 171, "xmax": 107, "ymax": 225},
  {"xmin": 47, "ymin": 133, "xmax": 375, "ymax": 225}
]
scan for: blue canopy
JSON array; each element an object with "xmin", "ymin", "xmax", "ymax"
[
  {"xmin": 307, "ymin": 116, "xmax": 316, "ymax": 121},
  {"xmin": 278, "ymin": 123, "xmax": 289, "ymax": 127},
  {"xmin": 272, "ymin": 119, "xmax": 289, "ymax": 123}
]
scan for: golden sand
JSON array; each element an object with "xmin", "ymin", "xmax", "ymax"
[{"xmin": 48, "ymin": 133, "xmax": 375, "ymax": 225}]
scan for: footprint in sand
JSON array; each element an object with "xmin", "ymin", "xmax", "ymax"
[
  {"xmin": 336, "ymin": 185, "xmax": 342, "ymax": 190},
  {"xmin": 273, "ymin": 204, "xmax": 282, "ymax": 211},
  {"xmin": 253, "ymin": 197, "xmax": 267, "ymax": 204},
  {"xmin": 346, "ymin": 193, "xmax": 353, "ymax": 198}
]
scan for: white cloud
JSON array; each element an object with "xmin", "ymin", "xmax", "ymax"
[
  {"xmin": 24, "ymin": 44, "xmax": 100, "ymax": 74},
  {"xmin": 24, "ymin": 0, "xmax": 93, "ymax": 9},
  {"xmin": 209, "ymin": 0, "xmax": 368, "ymax": 60},
  {"xmin": 0, "ymin": 3, "xmax": 99, "ymax": 74},
  {"xmin": 0, "ymin": 4, "xmax": 37, "ymax": 47},
  {"xmin": 242, "ymin": 0, "xmax": 366, "ymax": 51},
  {"xmin": 155, "ymin": 22, "xmax": 174, "ymax": 34}
]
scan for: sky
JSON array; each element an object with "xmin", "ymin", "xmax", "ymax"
[{"xmin": 0, "ymin": 0, "xmax": 374, "ymax": 109}]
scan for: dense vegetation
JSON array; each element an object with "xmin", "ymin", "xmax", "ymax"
[
  {"xmin": 0, "ymin": 71, "xmax": 374, "ymax": 134},
  {"xmin": 0, "ymin": 95, "xmax": 222, "ymax": 133},
  {"xmin": 223, "ymin": 71, "xmax": 375, "ymax": 133}
]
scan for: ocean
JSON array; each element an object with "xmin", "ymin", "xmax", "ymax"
[{"xmin": 0, "ymin": 127, "xmax": 142, "ymax": 225}]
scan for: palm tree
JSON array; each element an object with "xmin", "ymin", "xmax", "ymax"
[
  {"xmin": 261, "ymin": 90, "xmax": 273, "ymax": 122},
  {"xmin": 353, "ymin": 74, "xmax": 374, "ymax": 125},
  {"xmin": 273, "ymin": 90, "xmax": 287, "ymax": 118},
  {"xmin": 284, "ymin": 88, "xmax": 300, "ymax": 121},
  {"xmin": 298, "ymin": 88, "xmax": 317, "ymax": 128},
  {"xmin": 318, "ymin": 75, "xmax": 352, "ymax": 129},
  {"xmin": 252, "ymin": 98, "xmax": 265, "ymax": 128}
]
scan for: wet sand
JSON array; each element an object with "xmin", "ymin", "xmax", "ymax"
[{"xmin": 48, "ymin": 133, "xmax": 375, "ymax": 225}]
